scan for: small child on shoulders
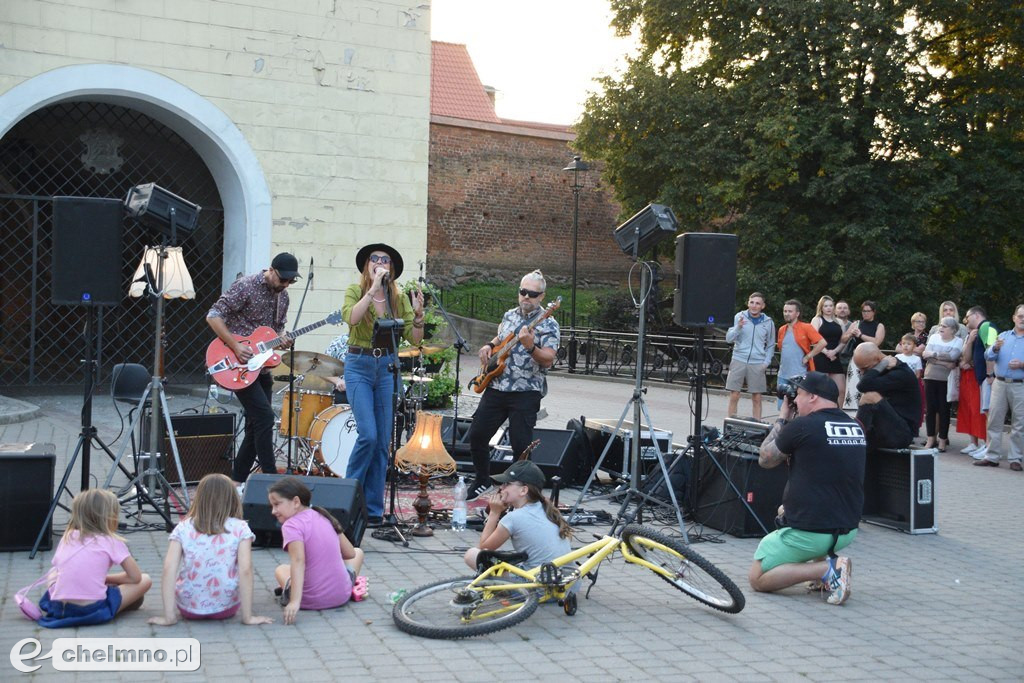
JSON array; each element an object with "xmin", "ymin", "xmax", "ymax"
[
  {"xmin": 38, "ymin": 488, "xmax": 152, "ymax": 628},
  {"xmin": 268, "ymin": 477, "xmax": 367, "ymax": 625},
  {"xmin": 464, "ymin": 461, "xmax": 572, "ymax": 571},
  {"xmin": 149, "ymin": 473, "xmax": 271, "ymax": 626}
]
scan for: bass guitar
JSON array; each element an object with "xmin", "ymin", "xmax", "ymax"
[
  {"xmin": 468, "ymin": 297, "xmax": 561, "ymax": 394},
  {"xmin": 206, "ymin": 311, "xmax": 342, "ymax": 391}
]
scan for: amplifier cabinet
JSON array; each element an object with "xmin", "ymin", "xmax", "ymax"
[
  {"xmin": 0, "ymin": 443, "xmax": 56, "ymax": 551},
  {"xmin": 862, "ymin": 447, "xmax": 937, "ymax": 534},
  {"xmin": 144, "ymin": 413, "xmax": 235, "ymax": 486}
]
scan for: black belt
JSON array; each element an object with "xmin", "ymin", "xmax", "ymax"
[
  {"xmin": 348, "ymin": 345, "xmax": 394, "ymax": 357},
  {"xmin": 996, "ymin": 377, "xmax": 1024, "ymax": 384}
]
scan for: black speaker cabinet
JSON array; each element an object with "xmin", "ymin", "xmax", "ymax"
[
  {"xmin": 242, "ymin": 474, "xmax": 367, "ymax": 547},
  {"xmin": 451, "ymin": 426, "xmax": 580, "ymax": 485},
  {"xmin": 51, "ymin": 196, "xmax": 124, "ymax": 306},
  {"xmin": 695, "ymin": 449, "xmax": 787, "ymax": 538},
  {"xmin": 673, "ymin": 232, "xmax": 738, "ymax": 327},
  {"xmin": 862, "ymin": 447, "xmax": 937, "ymax": 534},
  {"xmin": 0, "ymin": 443, "xmax": 56, "ymax": 551},
  {"xmin": 143, "ymin": 413, "xmax": 235, "ymax": 486},
  {"xmin": 440, "ymin": 415, "xmax": 474, "ymax": 461}
]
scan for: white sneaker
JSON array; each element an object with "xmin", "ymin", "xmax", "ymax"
[
  {"xmin": 960, "ymin": 443, "xmax": 979, "ymax": 454},
  {"xmin": 970, "ymin": 445, "xmax": 989, "ymax": 461}
]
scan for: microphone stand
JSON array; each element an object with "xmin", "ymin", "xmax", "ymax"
[
  {"xmin": 283, "ymin": 258, "xmax": 314, "ymax": 473},
  {"xmin": 374, "ymin": 276, "xmax": 408, "ymax": 546},
  {"xmin": 419, "ymin": 274, "xmax": 469, "ymax": 453}
]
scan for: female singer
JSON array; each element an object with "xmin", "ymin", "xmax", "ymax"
[{"xmin": 342, "ymin": 244, "xmax": 424, "ymax": 526}]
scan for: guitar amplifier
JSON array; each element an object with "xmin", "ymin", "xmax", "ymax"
[
  {"xmin": 143, "ymin": 413, "xmax": 235, "ymax": 486},
  {"xmin": 862, "ymin": 447, "xmax": 937, "ymax": 534}
]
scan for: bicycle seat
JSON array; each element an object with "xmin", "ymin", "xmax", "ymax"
[{"xmin": 475, "ymin": 550, "xmax": 528, "ymax": 573}]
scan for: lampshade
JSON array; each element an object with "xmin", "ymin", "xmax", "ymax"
[
  {"xmin": 129, "ymin": 246, "xmax": 195, "ymax": 299},
  {"xmin": 395, "ymin": 412, "xmax": 456, "ymax": 477}
]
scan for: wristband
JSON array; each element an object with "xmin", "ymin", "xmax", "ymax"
[
  {"xmin": 485, "ymin": 342, "xmax": 496, "ymax": 349},
  {"xmin": 526, "ymin": 345, "xmax": 537, "ymax": 354},
  {"xmin": 988, "ymin": 373, "xmax": 995, "ymax": 378}
]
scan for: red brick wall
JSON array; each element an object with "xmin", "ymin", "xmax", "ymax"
[{"xmin": 427, "ymin": 122, "xmax": 623, "ymax": 284}]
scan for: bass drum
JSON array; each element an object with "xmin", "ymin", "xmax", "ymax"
[{"xmin": 308, "ymin": 405, "xmax": 359, "ymax": 477}]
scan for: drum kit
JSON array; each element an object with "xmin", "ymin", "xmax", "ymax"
[{"xmin": 271, "ymin": 346, "xmax": 446, "ymax": 477}]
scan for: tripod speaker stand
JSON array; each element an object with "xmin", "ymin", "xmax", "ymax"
[
  {"xmin": 31, "ymin": 304, "xmax": 136, "ymax": 557},
  {"xmin": 569, "ymin": 224, "xmax": 687, "ymax": 536}
]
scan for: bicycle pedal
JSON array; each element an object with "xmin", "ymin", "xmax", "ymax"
[{"xmin": 538, "ymin": 562, "xmax": 561, "ymax": 586}]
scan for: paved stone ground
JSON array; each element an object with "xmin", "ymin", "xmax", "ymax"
[{"xmin": 1, "ymin": 375, "xmax": 1022, "ymax": 681}]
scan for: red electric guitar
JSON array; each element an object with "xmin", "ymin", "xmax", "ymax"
[{"xmin": 206, "ymin": 311, "xmax": 342, "ymax": 391}]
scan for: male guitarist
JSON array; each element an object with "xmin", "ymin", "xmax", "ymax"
[
  {"xmin": 466, "ymin": 270, "xmax": 560, "ymax": 501},
  {"xmin": 207, "ymin": 252, "xmax": 297, "ymax": 491}
]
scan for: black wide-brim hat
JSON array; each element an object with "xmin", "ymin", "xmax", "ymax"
[{"xmin": 355, "ymin": 243, "xmax": 404, "ymax": 278}]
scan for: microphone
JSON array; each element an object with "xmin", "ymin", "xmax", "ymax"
[{"xmin": 308, "ymin": 257, "xmax": 314, "ymax": 281}]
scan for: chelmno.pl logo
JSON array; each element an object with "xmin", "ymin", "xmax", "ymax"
[{"xmin": 10, "ymin": 638, "xmax": 200, "ymax": 673}]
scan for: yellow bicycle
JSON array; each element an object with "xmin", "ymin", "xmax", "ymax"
[{"xmin": 392, "ymin": 523, "xmax": 745, "ymax": 639}]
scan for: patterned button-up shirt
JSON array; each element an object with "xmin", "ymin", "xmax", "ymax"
[
  {"xmin": 207, "ymin": 271, "xmax": 288, "ymax": 336},
  {"xmin": 491, "ymin": 306, "xmax": 560, "ymax": 393}
]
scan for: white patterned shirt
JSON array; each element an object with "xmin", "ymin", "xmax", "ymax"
[{"xmin": 491, "ymin": 307, "xmax": 560, "ymax": 393}]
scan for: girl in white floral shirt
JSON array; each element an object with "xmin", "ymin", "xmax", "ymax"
[{"xmin": 149, "ymin": 474, "xmax": 272, "ymax": 625}]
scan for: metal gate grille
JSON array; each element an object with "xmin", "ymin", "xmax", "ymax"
[{"xmin": 0, "ymin": 102, "xmax": 224, "ymax": 386}]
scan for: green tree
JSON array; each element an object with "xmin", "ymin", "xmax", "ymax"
[{"xmin": 577, "ymin": 0, "xmax": 1024, "ymax": 334}]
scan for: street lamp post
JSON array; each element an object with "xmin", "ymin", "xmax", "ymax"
[{"xmin": 562, "ymin": 155, "xmax": 589, "ymax": 372}]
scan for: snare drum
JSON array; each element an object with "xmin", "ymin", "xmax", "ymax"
[
  {"xmin": 279, "ymin": 390, "xmax": 333, "ymax": 438},
  {"xmin": 308, "ymin": 405, "xmax": 359, "ymax": 477}
]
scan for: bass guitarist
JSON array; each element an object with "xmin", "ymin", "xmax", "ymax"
[
  {"xmin": 466, "ymin": 270, "xmax": 559, "ymax": 501},
  {"xmin": 206, "ymin": 252, "xmax": 298, "ymax": 492}
]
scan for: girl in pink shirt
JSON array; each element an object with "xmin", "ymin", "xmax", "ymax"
[
  {"xmin": 268, "ymin": 477, "xmax": 366, "ymax": 625},
  {"xmin": 38, "ymin": 489, "xmax": 152, "ymax": 628},
  {"xmin": 149, "ymin": 474, "xmax": 272, "ymax": 626}
]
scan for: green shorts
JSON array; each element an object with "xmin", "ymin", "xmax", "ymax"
[{"xmin": 754, "ymin": 527, "xmax": 858, "ymax": 572}]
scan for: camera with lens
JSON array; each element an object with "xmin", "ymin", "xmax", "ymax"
[{"xmin": 777, "ymin": 381, "xmax": 799, "ymax": 402}]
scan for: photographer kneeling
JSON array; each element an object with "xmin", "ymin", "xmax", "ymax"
[{"xmin": 748, "ymin": 372, "xmax": 866, "ymax": 606}]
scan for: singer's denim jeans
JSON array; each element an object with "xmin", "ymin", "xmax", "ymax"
[{"xmin": 344, "ymin": 351, "xmax": 399, "ymax": 517}]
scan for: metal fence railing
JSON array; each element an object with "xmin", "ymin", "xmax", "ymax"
[{"xmin": 550, "ymin": 328, "xmax": 754, "ymax": 389}]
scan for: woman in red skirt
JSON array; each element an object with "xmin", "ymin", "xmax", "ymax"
[{"xmin": 956, "ymin": 324, "xmax": 987, "ymax": 457}]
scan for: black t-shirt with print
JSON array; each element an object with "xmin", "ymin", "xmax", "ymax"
[{"xmin": 775, "ymin": 407, "xmax": 866, "ymax": 532}]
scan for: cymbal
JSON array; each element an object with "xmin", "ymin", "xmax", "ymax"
[
  {"xmin": 272, "ymin": 373, "xmax": 335, "ymax": 393},
  {"xmin": 282, "ymin": 351, "xmax": 344, "ymax": 376},
  {"xmin": 397, "ymin": 345, "xmax": 449, "ymax": 358}
]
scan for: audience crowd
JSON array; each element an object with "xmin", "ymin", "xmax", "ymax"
[{"xmin": 725, "ymin": 295, "xmax": 1023, "ymax": 471}]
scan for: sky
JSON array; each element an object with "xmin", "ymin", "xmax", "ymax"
[{"xmin": 429, "ymin": 0, "xmax": 637, "ymax": 125}]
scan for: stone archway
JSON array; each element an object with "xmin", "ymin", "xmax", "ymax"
[{"xmin": 0, "ymin": 64, "xmax": 271, "ymax": 287}]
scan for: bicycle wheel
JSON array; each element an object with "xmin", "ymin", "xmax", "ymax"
[
  {"xmin": 621, "ymin": 524, "xmax": 745, "ymax": 613},
  {"xmin": 392, "ymin": 576, "xmax": 540, "ymax": 639}
]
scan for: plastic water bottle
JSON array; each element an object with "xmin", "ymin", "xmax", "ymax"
[{"xmin": 452, "ymin": 476, "xmax": 468, "ymax": 531}]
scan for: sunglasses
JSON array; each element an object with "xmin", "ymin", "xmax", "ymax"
[
  {"xmin": 519, "ymin": 288, "xmax": 543, "ymax": 298},
  {"xmin": 369, "ymin": 254, "xmax": 391, "ymax": 264},
  {"xmin": 275, "ymin": 270, "xmax": 297, "ymax": 284}
]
